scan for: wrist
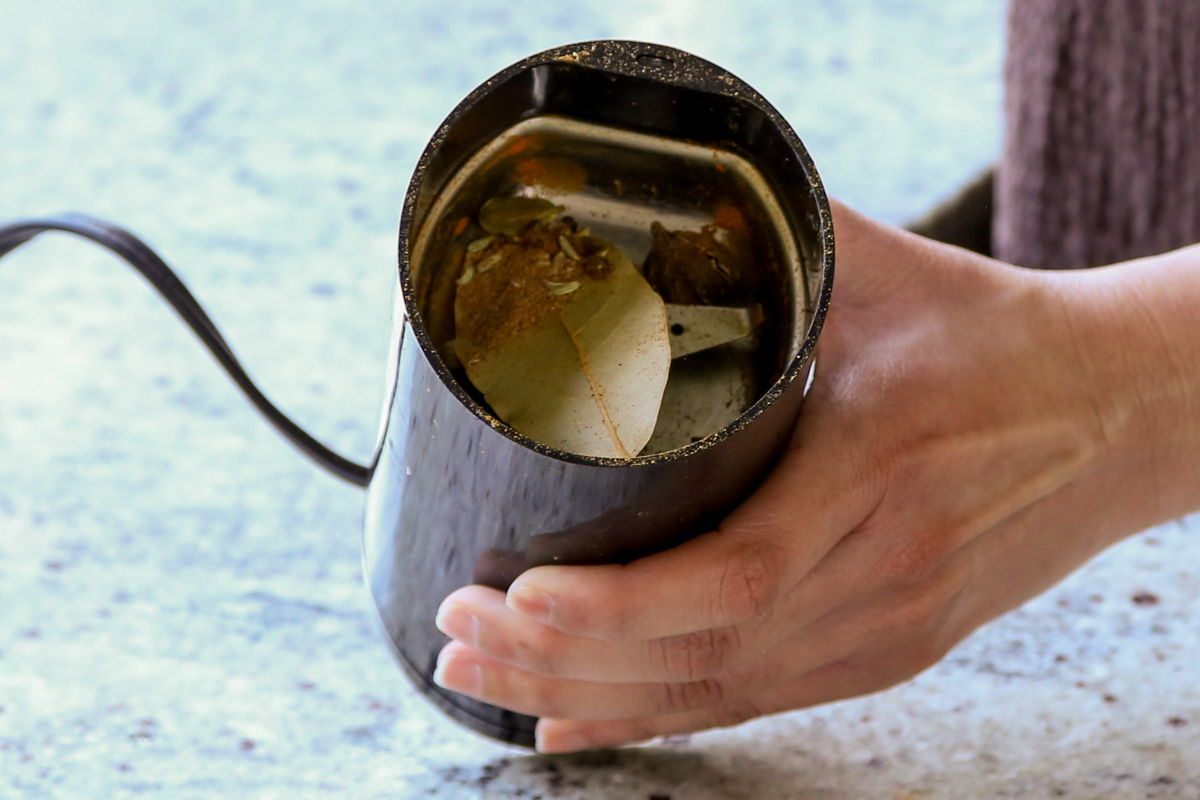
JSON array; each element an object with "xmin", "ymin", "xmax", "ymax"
[{"xmin": 1052, "ymin": 246, "xmax": 1200, "ymax": 528}]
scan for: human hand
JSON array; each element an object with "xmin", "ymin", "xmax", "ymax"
[{"xmin": 433, "ymin": 200, "xmax": 1200, "ymax": 752}]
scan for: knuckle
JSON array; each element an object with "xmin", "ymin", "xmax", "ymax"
[
  {"xmin": 890, "ymin": 561, "xmax": 970, "ymax": 632},
  {"xmin": 871, "ymin": 570, "xmax": 966, "ymax": 684},
  {"xmin": 927, "ymin": 558, "xmax": 972, "ymax": 607},
  {"xmin": 659, "ymin": 677, "xmax": 727, "ymax": 714},
  {"xmin": 653, "ymin": 627, "xmax": 741, "ymax": 682},
  {"xmin": 715, "ymin": 539, "xmax": 788, "ymax": 623},
  {"xmin": 886, "ymin": 589, "xmax": 945, "ymax": 637},
  {"xmin": 885, "ymin": 525, "xmax": 957, "ymax": 585}
]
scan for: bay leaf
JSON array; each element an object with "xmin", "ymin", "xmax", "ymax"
[{"xmin": 456, "ymin": 242, "xmax": 670, "ymax": 459}]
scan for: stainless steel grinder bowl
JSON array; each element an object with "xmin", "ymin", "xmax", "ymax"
[{"xmin": 362, "ymin": 40, "xmax": 834, "ymax": 747}]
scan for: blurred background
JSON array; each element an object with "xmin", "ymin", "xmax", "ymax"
[{"xmin": 3, "ymin": 1, "xmax": 1194, "ymax": 798}]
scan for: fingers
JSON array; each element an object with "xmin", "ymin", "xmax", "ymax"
[
  {"xmin": 433, "ymin": 640, "xmax": 747, "ymax": 721},
  {"xmin": 504, "ymin": 420, "xmax": 881, "ymax": 643},
  {"xmin": 533, "ymin": 657, "xmax": 905, "ymax": 753},
  {"xmin": 505, "ymin": 532, "xmax": 787, "ymax": 644},
  {"xmin": 438, "ymin": 585, "xmax": 756, "ymax": 683},
  {"xmin": 526, "ymin": 478, "xmax": 1136, "ymax": 753},
  {"xmin": 433, "ymin": 572, "xmax": 956, "ymax": 724},
  {"xmin": 522, "ymin": 457, "xmax": 1148, "ymax": 752},
  {"xmin": 436, "ymin": 501, "xmax": 958, "ymax": 690}
]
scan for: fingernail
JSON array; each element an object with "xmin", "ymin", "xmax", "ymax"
[
  {"xmin": 433, "ymin": 650, "xmax": 483, "ymax": 696},
  {"xmin": 508, "ymin": 585, "xmax": 554, "ymax": 623},
  {"xmin": 537, "ymin": 730, "xmax": 592, "ymax": 754},
  {"xmin": 434, "ymin": 604, "xmax": 479, "ymax": 646}
]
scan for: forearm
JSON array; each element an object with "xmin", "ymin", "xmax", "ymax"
[{"xmin": 1052, "ymin": 245, "xmax": 1200, "ymax": 535}]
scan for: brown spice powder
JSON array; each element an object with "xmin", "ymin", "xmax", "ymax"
[{"xmin": 454, "ymin": 220, "xmax": 614, "ymax": 361}]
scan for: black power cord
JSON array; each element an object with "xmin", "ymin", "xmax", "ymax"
[{"xmin": 0, "ymin": 213, "xmax": 373, "ymax": 487}]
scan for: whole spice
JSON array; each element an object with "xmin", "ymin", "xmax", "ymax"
[
  {"xmin": 641, "ymin": 221, "xmax": 749, "ymax": 305},
  {"xmin": 478, "ymin": 196, "xmax": 565, "ymax": 237}
]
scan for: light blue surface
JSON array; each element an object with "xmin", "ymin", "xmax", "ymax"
[{"xmin": 2, "ymin": 1, "xmax": 1198, "ymax": 797}]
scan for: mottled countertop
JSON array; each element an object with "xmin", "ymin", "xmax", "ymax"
[{"xmin": 2, "ymin": 1, "xmax": 1198, "ymax": 797}]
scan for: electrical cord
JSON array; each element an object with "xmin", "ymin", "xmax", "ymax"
[{"xmin": 0, "ymin": 213, "xmax": 373, "ymax": 487}]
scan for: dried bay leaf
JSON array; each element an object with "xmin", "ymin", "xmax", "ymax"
[{"xmin": 455, "ymin": 227, "xmax": 670, "ymax": 459}]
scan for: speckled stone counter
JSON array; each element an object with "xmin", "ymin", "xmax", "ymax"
[{"xmin": 2, "ymin": 1, "xmax": 1197, "ymax": 797}]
